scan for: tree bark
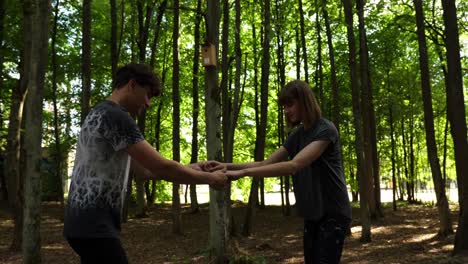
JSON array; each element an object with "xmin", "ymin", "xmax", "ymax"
[
  {"xmin": 51, "ymin": 0, "xmax": 64, "ymax": 205},
  {"xmin": 21, "ymin": 0, "xmax": 51, "ymax": 263},
  {"xmin": 243, "ymin": 0, "xmax": 271, "ymax": 236},
  {"xmin": 298, "ymin": 0, "xmax": 308, "ymax": 82},
  {"xmin": 189, "ymin": 0, "xmax": 203, "ymax": 214},
  {"xmin": 389, "ymin": 106, "xmax": 397, "ymax": 211},
  {"xmin": 110, "ymin": 0, "xmax": 118, "ymax": 78},
  {"xmin": 81, "ymin": 0, "xmax": 92, "ymax": 125},
  {"xmin": 441, "ymin": 0, "xmax": 468, "ymax": 255},
  {"xmin": 205, "ymin": 1, "xmax": 227, "ymax": 262},
  {"xmin": 414, "ymin": 0, "xmax": 452, "ymax": 237},
  {"xmin": 171, "ymin": 0, "xmax": 182, "ymax": 235},
  {"xmin": 322, "ymin": 0, "xmax": 339, "ymax": 132},
  {"xmin": 344, "ymin": 0, "xmax": 369, "ymax": 241}
]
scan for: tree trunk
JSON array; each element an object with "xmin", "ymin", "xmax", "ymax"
[
  {"xmin": 243, "ymin": 0, "xmax": 271, "ymax": 236},
  {"xmin": 414, "ymin": 0, "xmax": 452, "ymax": 236},
  {"xmin": 110, "ymin": 0, "xmax": 118, "ymax": 78},
  {"xmin": 441, "ymin": 0, "xmax": 468, "ymax": 255},
  {"xmin": 205, "ymin": 1, "xmax": 227, "ymax": 262},
  {"xmin": 322, "ymin": 0, "xmax": 339, "ymax": 132},
  {"xmin": 51, "ymin": 0, "xmax": 64, "ymax": 206},
  {"xmin": 21, "ymin": 0, "xmax": 51, "ymax": 263},
  {"xmin": 4, "ymin": 80, "xmax": 25, "ymax": 251},
  {"xmin": 298, "ymin": 0, "xmax": 308, "ymax": 82},
  {"xmin": 389, "ymin": 106, "xmax": 397, "ymax": 211},
  {"xmin": 189, "ymin": 0, "xmax": 203, "ymax": 214},
  {"xmin": 314, "ymin": 0, "xmax": 324, "ymax": 107},
  {"xmin": 356, "ymin": 0, "xmax": 372, "ymax": 242},
  {"xmin": 81, "ymin": 0, "xmax": 92, "ymax": 125},
  {"xmin": 401, "ymin": 117, "xmax": 408, "ymax": 201},
  {"xmin": 171, "ymin": 0, "xmax": 182, "ymax": 235}
]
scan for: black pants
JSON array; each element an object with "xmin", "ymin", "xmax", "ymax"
[
  {"xmin": 67, "ymin": 237, "xmax": 129, "ymax": 264},
  {"xmin": 303, "ymin": 217, "xmax": 349, "ymax": 264}
]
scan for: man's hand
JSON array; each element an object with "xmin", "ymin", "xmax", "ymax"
[
  {"xmin": 226, "ymin": 170, "xmax": 245, "ymax": 180},
  {"xmin": 200, "ymin": 160, "xmax": 226, "ymax": 172},
  {"xmin": 208, "ymin": 170, "xmax": 228, "ymax": 190}
]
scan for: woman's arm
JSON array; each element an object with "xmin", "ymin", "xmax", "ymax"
[
  {"xmin": 227, "ymin": 140, "xmax": 330, "ymax": 179},
  {"xmin": 203, "ymin": 147, "xmax": 289, "ymax": 171}
]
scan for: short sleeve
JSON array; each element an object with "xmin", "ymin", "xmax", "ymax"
[
  {"xmin": 314, "ymin": 120, "xmax": 338, "ymax": 144},
  {"xmin": 98, "ymin": 107, "xmax": 145, "ymax": 151}
]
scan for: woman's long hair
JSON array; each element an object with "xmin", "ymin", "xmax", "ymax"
[{"xmin": 279, "ymin": 80, "xmax": 322, "ymax": 129}]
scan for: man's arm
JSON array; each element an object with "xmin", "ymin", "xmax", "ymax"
[
  {"xmin": 226, "ymin": 140, "xmax": 330, "ymax": 179},
  {"xmin": 203, "ymin": 147, "xmax": 289, "ymax": 171},
  {"xmin": 127, "ymin": 140, "xmax": 226, "ymax": 186}
]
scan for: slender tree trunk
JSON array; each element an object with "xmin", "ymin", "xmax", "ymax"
[
  {"xmin": 22, "ymin": 0, "xmax": 51, "ymax": 262},
  {"xmin": 110, "ymin": 0, "xmax": 118, "ymax": 78},
  {"xmin": 314, "ymin": 0, "xmax": 323, "ymax": 107},
  {"xmin": 171, "ymin": 0, "xmax": 182, "ymax": 235},
  {"xmin": 298, "ymin": 0, "xmax": 308, "ymax": 82},
  {"xmin": 243, "ymin": 0, "xmax": 271, "ymax": 236},
  {"xmin": 401, "ymin": 117, "xmax": 408, "ymax": 201},
  {"xmin": 441, "ymin": 0, "xmax": 468, "ymax": 255},
  {"xmin": 274, "ymin": 0, "xmax": 289, "ymax": 216},
  {"xmin": 389, "ymin": 106, "xmax": 397, "ymax": 211},
  {"xmin": 414, "ymin": 0, "xmax": 452, "ymax": 236},
  {"xmin": 322, "ymin": 0, "xmax": 339, "ymax": 132},
  {"xmin": 189, "ymin": 0, "xmax": 203, "ymax": 214},
  {"xmin": 81, "ymin": 0, "xmax": 92, "ymax": 125},
  {"xmin": 409, "ymin": 113, "xmax": 415, "ymax": 202},
  {"xmin": 51, "ymin": 0, "xmax": 64, "ymax": 206}
]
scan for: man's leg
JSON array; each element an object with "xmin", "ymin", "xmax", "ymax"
[{"xmin": 67, "ymin": 238, "xmax": 129, "ymax": 264}]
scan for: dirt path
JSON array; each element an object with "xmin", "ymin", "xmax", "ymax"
[{"xmin": 0, "ymin": 202, "xmax": 465, "ymax": 263}]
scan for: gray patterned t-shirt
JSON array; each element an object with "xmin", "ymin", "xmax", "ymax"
[{"xmin": 64, "ymin": 100, "xmax": 144, "ymax": 238}]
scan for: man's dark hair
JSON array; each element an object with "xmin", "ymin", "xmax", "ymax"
[
  {"xmin": 113, "ymin": 63, "xmax": 162, "ymax": 97},
  {"xmin": 279, "ymin": 80, "xmax": 322, "ymax": 129}
]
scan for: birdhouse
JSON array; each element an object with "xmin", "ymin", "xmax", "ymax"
[{"xmin": 201, "ymin": 43, "xmax": 217, "ymax": 67}]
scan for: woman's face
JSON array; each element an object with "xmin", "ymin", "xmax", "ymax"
[{"xmin": 283, "ymin": 99, "xmax": 301, "ymax": 124}]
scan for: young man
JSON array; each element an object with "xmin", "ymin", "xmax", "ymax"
[
  {"xmin": 207, "ymin": 80, "xmax": 351, "ymax": 264},
  {"xmin": 64, "ymin": 63, "xmax": 227, "ymax": 264}
]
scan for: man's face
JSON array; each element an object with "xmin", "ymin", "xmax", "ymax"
[{"xmin": 128, "ymin": 80, "xmax": 152, "ymax": 116}]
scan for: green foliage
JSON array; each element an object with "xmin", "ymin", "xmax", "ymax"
[{"xmin": 1, "ymin": 0, "xmax": 466, "ymax": 204}]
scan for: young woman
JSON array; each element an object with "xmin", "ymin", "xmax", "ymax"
[{"xmin": 207, "ymin": 80, "xmax": 351, "ymax": 263}]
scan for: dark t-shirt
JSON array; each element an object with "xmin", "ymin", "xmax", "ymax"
[
  {"xmin": 283, "ymin": 118, "xmax": 351, "ymax": 222},
  {"xmin": 64, "ymin": 100, "xmax": 144, "ymax": 239}
]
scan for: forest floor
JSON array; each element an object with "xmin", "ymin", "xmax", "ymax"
[{"xmin": 0, "ymin": 200, "xmax": 467, "ymax": 264}]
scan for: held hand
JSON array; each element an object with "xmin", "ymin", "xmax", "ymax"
[
  {"xmin": 226, "ymin": 170, "xmax": 245, "ymax": 180},
  {"xmin": 208, "ymin": 170, "xmax": 228, "ymax": 190},
  {"xmin": 188, "ymin": 163, "xmax": 202, "ymax": 171},
  {"xmin": 200, "ymin": 160, "xmax": 226, "ymax": 172}
]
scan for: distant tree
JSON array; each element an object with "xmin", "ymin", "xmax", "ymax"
[
  {"xmin": 81, "ymin": 0, "xmax": 91, "ymax": 125},
  {"xmin": 413, "ymin": 0, "xmax": 452, "ymax": 237},
  {"xmin": 189, "ymin": 0, "xmax": 203, "ymax": 214},
  {"xmin": 441, "ymin": 0, "xmax": 468, "ymax": 255},
  {"xmin": 171, "ymin": 0, "xmax": 182, "ymax": 235},
  {"xmin": 298, "ymin": 0, "xmax": 308, "ymax": 82}
]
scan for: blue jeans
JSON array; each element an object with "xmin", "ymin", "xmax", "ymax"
[{"xmin": 303, "ymin": 216, "xmax": 349, "ymax": 264}]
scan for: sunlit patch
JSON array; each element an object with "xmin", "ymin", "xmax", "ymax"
[
  {"xmin": 409, "ymin": 233, "xmax": 436, "ymax": 243},
  {"xmin": 0, "ymin": 219, "xmax": 14, "ymax": 227},
  {"xmin": 351, "ymin": 225, "xmax": 362, "ymax": 234},
  {"xmin": 42, "ymin": 244, "xmax": 66, "ymax": 250}
]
